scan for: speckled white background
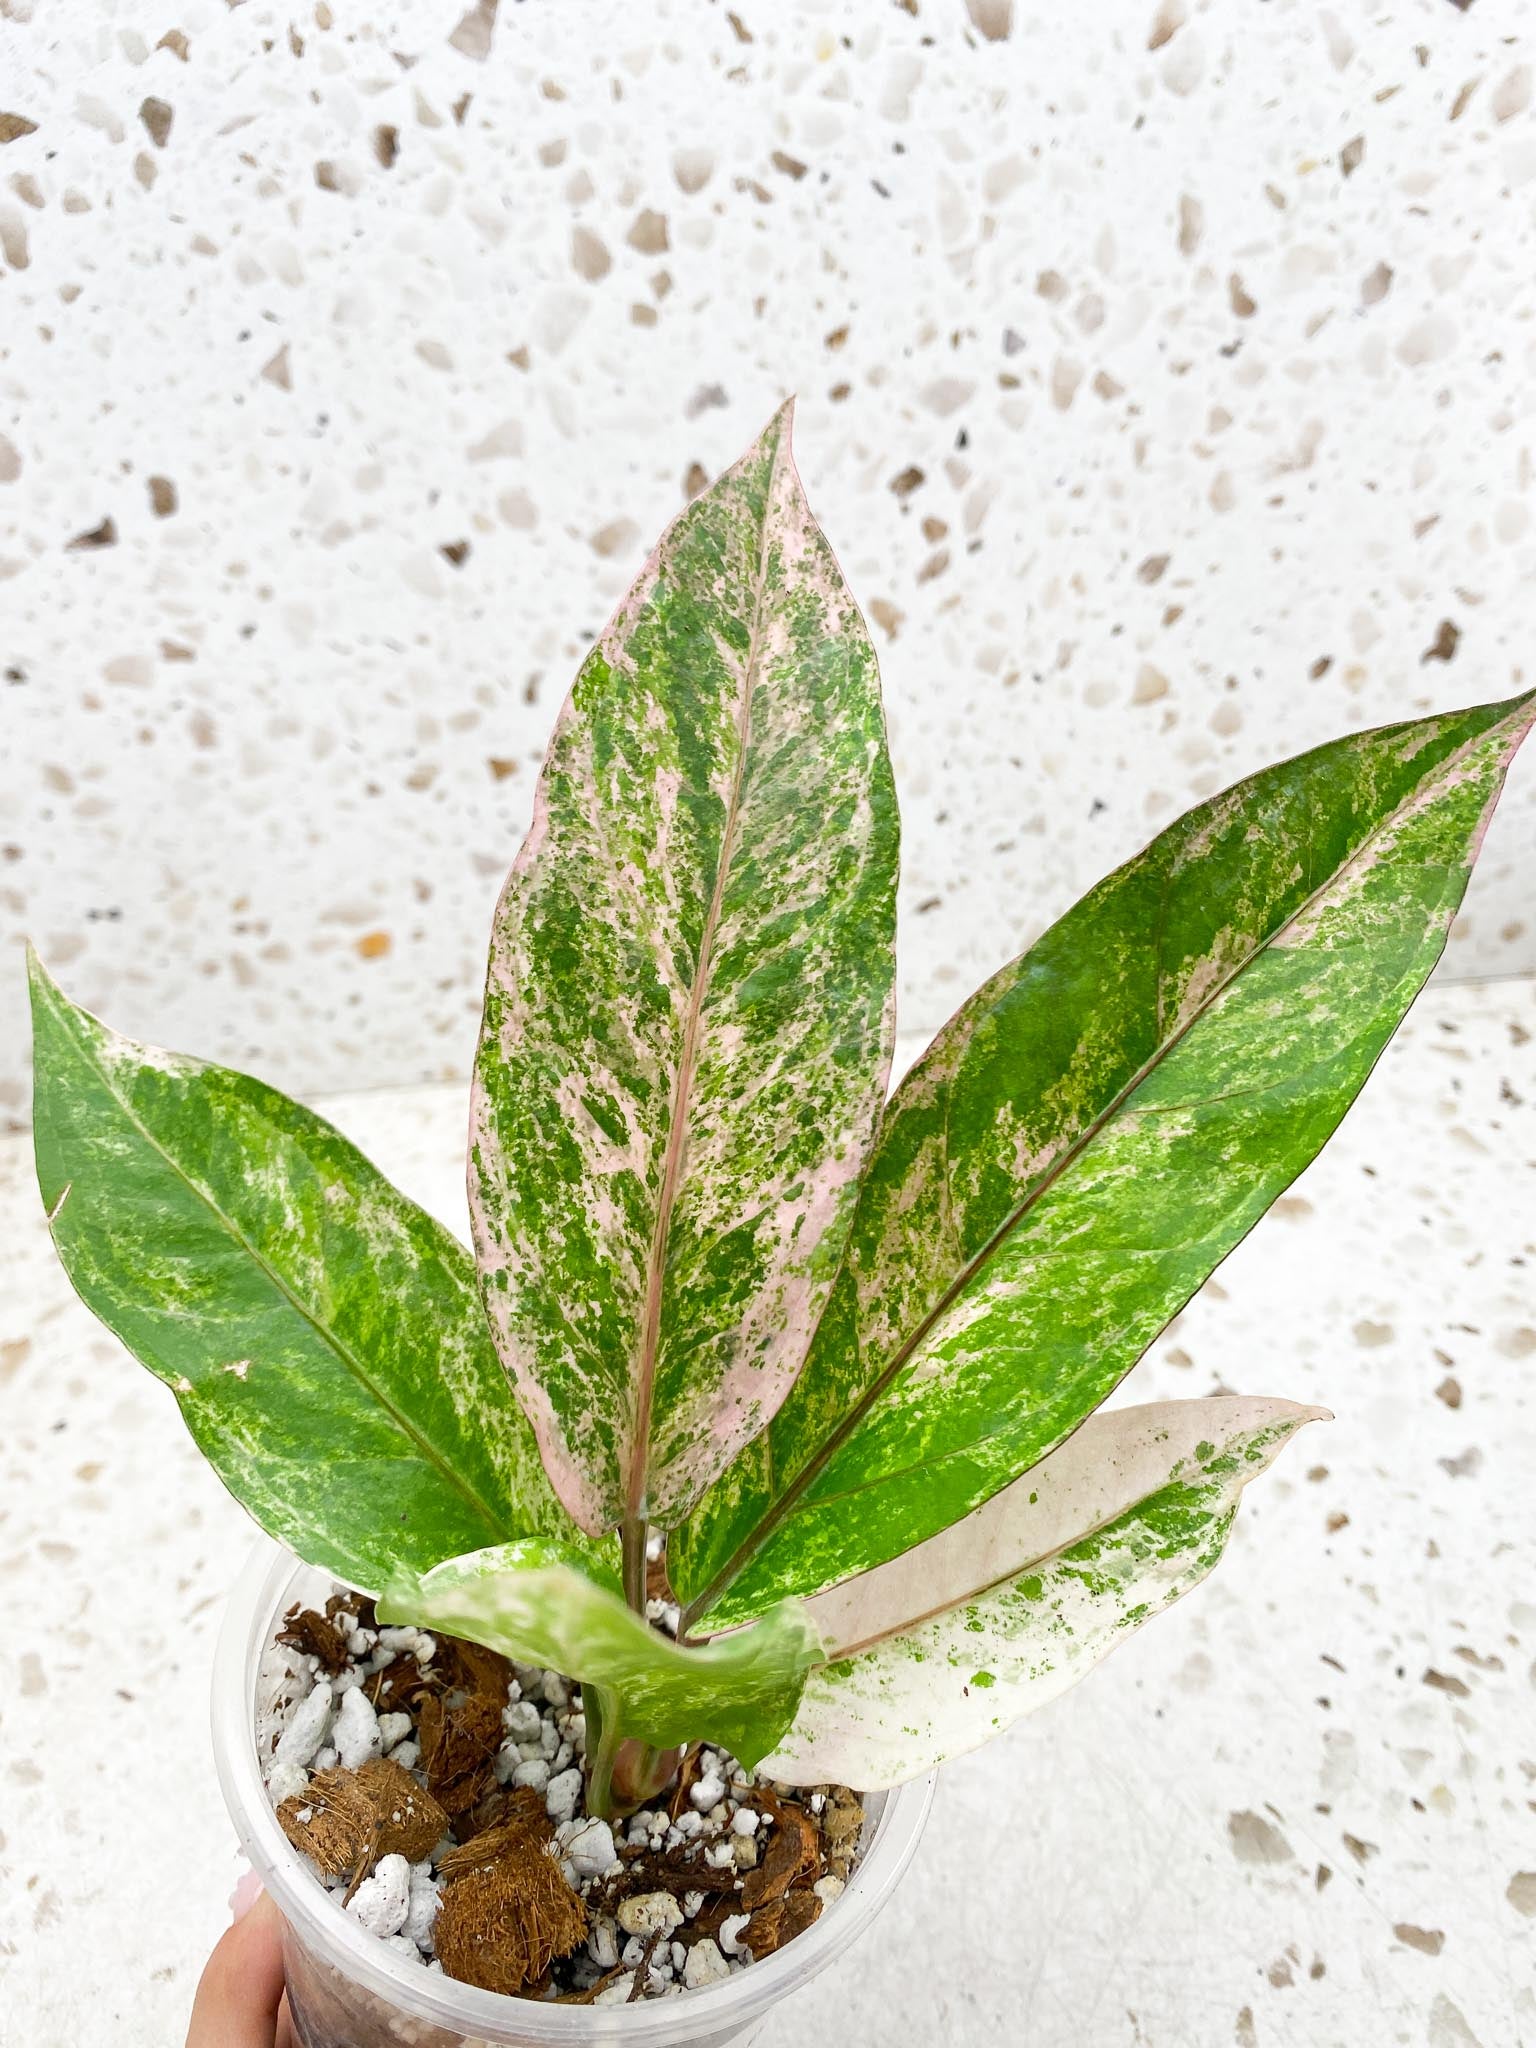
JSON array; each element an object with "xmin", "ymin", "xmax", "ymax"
[{"xmin": 3, "ymin": 0, "xmax": 1536, "ymax": 1128}]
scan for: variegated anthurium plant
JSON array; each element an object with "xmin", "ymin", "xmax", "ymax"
[{"xmin": 30, "ymin": 403, "xmax": 1535, "ymax": 1822}]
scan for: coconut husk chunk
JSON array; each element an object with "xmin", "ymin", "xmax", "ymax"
[
  {"xmin": 354, "ymin": 1757, "xmax": 448, "ymax": 1863},
  {"xmin": 436, "ymin": 1788, "xmax": 551, "ymax": 1879},
  {"xmin": 434, "ymin": 1797, "xmax": 588, "ymax": 1995},
  {"xmin": 276, "ymin": 1771, "xmax": 375, "ymax": 1880},
  {"xmin": 417, "ymin": 1688, "xmax": 503, "ymax": 1817},
  {"xmin": 433, "ymin": 1635, "xmax": 513, "ymax": 1706}
]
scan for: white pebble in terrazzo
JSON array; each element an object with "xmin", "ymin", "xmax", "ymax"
[
  {"xmin": 346, "ymin": 1855, "xmax": 411, "ymax": 1940},
  {"xmin": 3, "ymin": 3, "xmax": 1533, "ymax": 1153}
]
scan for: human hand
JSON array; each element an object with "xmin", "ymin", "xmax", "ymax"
[{"xmin": 186, "ymin": 1886, "xmax": 294, "ymax": 2047}]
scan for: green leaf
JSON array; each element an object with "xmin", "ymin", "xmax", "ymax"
[
  {"xmin": 29, "ymin": 951, "xmax": 583, "ymax": 1591},
  {"xmin": 470, "ymin": 400, "xmax": 899, "ymax": 1537},
  {"xmin": 379, "ymin": 1541, "xmax": 822, "ymax": 1773},
  {"xmin": 676, "ymin": 693, "xmax": 1535, "ymax": 1627},
  {"xmin": 762, "ymin": 1395, "xmax": 1322, "ymax": 1787}
]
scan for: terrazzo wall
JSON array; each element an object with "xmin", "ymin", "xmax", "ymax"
[{"xmin": 3, "ymin": 0, "xmax": 1535, "ymax": 1127}]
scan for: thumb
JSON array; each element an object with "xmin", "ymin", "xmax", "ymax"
[{"xmin": 186, "ymin": 1890, "xmax": 289, "ymax": 2047}]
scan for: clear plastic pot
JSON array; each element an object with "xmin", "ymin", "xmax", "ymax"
[{"xmin": 212, "ymin": 1538, "xmax": 936, "ymax": 2048}]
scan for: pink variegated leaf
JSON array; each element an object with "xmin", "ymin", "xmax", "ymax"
[
  {"xmin": 470, "ymin": 402, "xmax": 899, "ymax": 1543},
  {"xmin": 764, "ymin": 1395, "xmax": 1325, "ymax": 1788}
]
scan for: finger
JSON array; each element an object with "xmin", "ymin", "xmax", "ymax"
[
  {"xmin": 277, "ymin": 1992, "xmax": 296, "ymax": 2048},
  {"xmin": 186, "ymin": 1891, "xmax": 288, "ymax": 2047}
]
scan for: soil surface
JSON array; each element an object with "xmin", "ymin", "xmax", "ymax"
[{"xmin": 262, "ymin": 1588, "xmax": 864, "ymax": 2005}]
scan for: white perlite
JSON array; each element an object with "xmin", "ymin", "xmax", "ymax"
[
  {"xmin": 347, "ymin": 1854, "xmax": 411, "ymax": 1939},
  {"xmin": 274, "ymin": 1679, "xmax": 332, "ymax": 1767},
  {"xmin": 265, "ymin": 1759, "xmax": 310, "ymax": 1805},
  {"xmin": 683, "ymin": 1938, "xmax": 730, "ymax": 1990},
  {"xmin": 544, "ymin": 1766, "xmax": 583, "ymax": 1822},
  {"xmin": 377, "ymin": 1710, "xmax": 412, "ymax": 1752},
  {"xmin": 617, "ymin": 1891, "xmax": 685, "ymax": 1938},
  {"xmin": 260, "ymin": 1587, "xmax": 857, "ymax": 2003},
  {"xmin": 333, "ymin": 1685, "xmax": 383, "ymax": 1770},
  {"xmin": 565, "ymin": 1818, "xmax": 617, "ymax": 1880}
]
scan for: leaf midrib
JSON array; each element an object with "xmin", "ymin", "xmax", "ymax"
[
  {"xmin": 624, "ymin": 424, "xmax": 787, "ymax": 1523},
  {"xmin": 683, "ymin": 707, "xmax": 1517, "ymax": 1628},
  {"xmin": 42, "ymin": 989, "xmax": 510, "ymax": 1547}
]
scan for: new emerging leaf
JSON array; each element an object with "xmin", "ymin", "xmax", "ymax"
[{"xmin": 380, "ymin": 1540, "xmax": 822, "ymax": 1776}]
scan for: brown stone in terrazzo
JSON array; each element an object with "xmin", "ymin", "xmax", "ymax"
[
  {"xmin": 139, "ymin": 98, "xmax": 173, "ymax": 148},
  {"xmin": 66, "ymin": 517, "xmax": 117, "ymax": 551},
  {"xmin": 0, "ymin": 114, "xmax": 37, "ymax": 144},
  {"xmin": 1422, "ymin": 619, "xmax": 1460, "ymax": 664},
  {"xmin": 626, "ymin": 209, "xmax": 669, "ymax": 254},
  {"xmin": 447, "ymin": 0, "xmax": 497, "ymax": 62},
  {"xmin": 1228, "ymin": 1811, "xmax": 1292, "ymax": 1865}
]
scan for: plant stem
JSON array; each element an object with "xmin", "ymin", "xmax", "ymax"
[
  {"xmin": 620, "ymin": 1513, "xmax": 649, "ymax": 1617},
  {"xmin": 584, "ymin": 1689, "xmax": 621, "ymax": 1819},
  {"xmin": 584, "ymin": 1690, "xmax": 681, "ymax": 1818}
]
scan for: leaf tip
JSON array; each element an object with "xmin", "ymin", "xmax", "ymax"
[{"xmin": 23, "ymin": 937, "xmax": 52, "ymax": 1000}]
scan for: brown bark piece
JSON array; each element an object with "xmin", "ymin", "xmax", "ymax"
[
  {"xmin": 667, "ymin": 1745, "xmax": 707, "ymax": 1821},
  {"xmin": 418, "ymin": 1689, "xmax": 503, "ymax": 1816},
  {"xmin": 276, "ymin": 1605, "xmax": 351, "ymax": 1676},
  {"xmin": 740, "ymin": 1804, "xmax": 819, "ymax": 1910},
  {"xmin": 276, "ymin": 1771, "xmax": 375, "ymax": 1880},
  {"xmin": 354, "ymin": 1757, "xmax": 449, "ymax": 1862},
  {"xmin": 434, "ymin": 1816, "xmax": 588, "ymax": 1995},
  {"xmin": 326, "ymin": 1591, "xmax": 376, "ymax": 1631},
  {"xmin": 820, "ymin": 1786, "xmax": 865, "ymax": 1879},
  {"xmin": 745, "ymin": 1886, "xmax": 822, "ymax": 1958}
]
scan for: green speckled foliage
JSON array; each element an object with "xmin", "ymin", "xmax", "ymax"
[
  {"xmin": 27, "ymin": 406, "xmax": 1535, "ymax": 1807},
  {"xmin": 673, "ymin": 692, "xmax": 1536, "ymax": 1630},
  {"xmin": 28, "ymin": 950, "xmax": 578, "ymax": 1591},
  {"xmin": 380, "ymin": 1539, "xmax": 820, "ymax": 1781}
]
